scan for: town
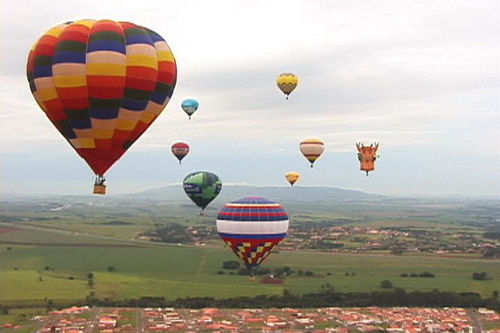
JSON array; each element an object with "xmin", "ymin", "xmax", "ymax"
[
  {"xmin": 2, "ymin": 305, "xmax": 498, "ymax": 333},
  {"xmin": 140, "ymin": 223, "xmax": 499, "ymax": 258}
]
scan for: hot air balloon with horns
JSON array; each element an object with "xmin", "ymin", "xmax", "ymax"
[
  {"xmin": 26, "ymin": 19, "xmax": 177, "ymax": 195},
  {"xmin": 276, "ymin": 73, "xmax": 298, "ymax": 100},
  {"xmin": 300, "ymin": 138, "xmax": 325, "ymax": 167},
  {"xmin": 216, "ymin": 196, "xmax": 289, "ymax": 274},
  {"xmin": 171, "ymin": 141, "xmax": 189, "ymax": 164},
  {"xmin": 356, "ymin": 143, "xmax": 379, "ymax": 175}
]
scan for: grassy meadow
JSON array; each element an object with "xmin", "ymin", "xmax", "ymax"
[
  {"xmin": 1, "ymin": 239, "xmax": 498, "ymax": 306},
  {"xmin": 1, "ymin": 195, "xmax": 498, "ymax": 307}
]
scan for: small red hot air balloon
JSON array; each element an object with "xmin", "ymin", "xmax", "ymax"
[{"xmin": 171, "ymin": 142, "xmax": 190, "ymax": 164}]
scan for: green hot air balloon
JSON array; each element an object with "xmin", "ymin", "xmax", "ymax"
[{"xmin": 183, "ymin": 171, "xmax": 222, "ymax": 214}]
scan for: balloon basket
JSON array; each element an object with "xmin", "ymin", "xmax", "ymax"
[{"xmin": 93, "ymin": 184, "xmax": 106, "ymax": 195}]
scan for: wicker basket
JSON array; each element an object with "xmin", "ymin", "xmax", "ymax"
[{"xmin": 93, "ymin": 184, "xmax": 106, "ymax": 195}]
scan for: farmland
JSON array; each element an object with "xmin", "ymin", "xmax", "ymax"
[
  {"xmin": 0, "ymin": 188, "xmax": 499, "ymax": 307},
  {"xmin": 1, "ymin": 230, "xmax": 499, "ymax": 306}
]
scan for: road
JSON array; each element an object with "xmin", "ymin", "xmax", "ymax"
[
  {"xmin": 136, "ymin": 308, "xmax": 143, "ymax": 333},
  {"xmin": 88, "ymin": 308, "xmax": 102, "ymax": 333},
  {"xmin": 468, "ymin": 309, "xmax": 483, "ymax": 333}
]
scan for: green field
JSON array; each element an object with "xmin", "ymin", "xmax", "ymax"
[
  {"xmin": 1, "ymin": 195, "xmax": 498, "ymax": 307},
  {"xmin": 1, "ymin": 240, "xmax": 498, "ymax": 306}
]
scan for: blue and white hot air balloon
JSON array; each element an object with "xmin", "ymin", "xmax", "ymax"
[{"xmin": 181, "ymin": 98, "xmax": 199, "ymax": 119}]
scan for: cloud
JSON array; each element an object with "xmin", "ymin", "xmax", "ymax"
[{"xmin": 0, "ymin": 0, "xmax": 498, "ymax": 196}]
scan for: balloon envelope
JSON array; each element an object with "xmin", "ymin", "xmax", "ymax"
[
  {"xmin": 285, "ymin": 172, "xmax": 300, "ymax": 186},
  {"xmin": 299, "ymin": 138, "xmax": 325, "ymax": 167},
  {"xmin": 183, "ymin": 171, "xmax": 222, "ymax": 210},
  {"xmin": 171, "ymin": 141, "xmax": 190, "ymax": 163},
  {"xmin": 356, "ymin": 143, "xmax": 379, "ymax": 175},
  {"xmin": 276, "ymin": 73, "xmax": 298, "ymax": 99},
  {"xmin": 181, "ymin": 98, "xmax": 199, "ymax": 118},
  {"xmin": 216, "ymin": 196, "xmax": 289, "ymax": 269},
  {"xmin": 26, "ymin": 19, "xmax": 177, "ymax": 177}
]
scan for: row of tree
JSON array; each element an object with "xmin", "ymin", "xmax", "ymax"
[
  {"xmin": 39, "ymin": 288, "xmax": 498, "ymax": 311},
  {"xmin": 221, "ymin": 261, "xmax": 317, "ymax": 278},
  {"xmin": 472, "ymin": 272, "xmax": 489, "ymax": 280},
  {"xmin": 400, "ymin": 272, "xmax": 435, "ymax": 278}
]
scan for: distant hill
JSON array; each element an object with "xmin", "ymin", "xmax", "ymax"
[
  {"xmin": 128, "ymin": 184, "xmax": 383, "ymax": 203},
  {"xmin": 0, "ymin": 185, "xmax": 382, "ymax": 213}
]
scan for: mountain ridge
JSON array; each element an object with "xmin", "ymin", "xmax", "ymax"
[{"xmin": 126, "ymin": 184, "xmax": 384, "ymax": 202}]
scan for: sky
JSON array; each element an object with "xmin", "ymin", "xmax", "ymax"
[{"xmin": 0, "ymin": 0, "xmax": 499, "ymax": 197}]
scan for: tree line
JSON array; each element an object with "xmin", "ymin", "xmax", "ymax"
[{"xmin": 34, "ymin": 288, "xmax": 497, "ymax": 311}]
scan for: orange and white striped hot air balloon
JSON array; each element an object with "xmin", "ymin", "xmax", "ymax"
[{"xmin": 299, "ymin": 138, "xmax": 325, "ymax": 168}]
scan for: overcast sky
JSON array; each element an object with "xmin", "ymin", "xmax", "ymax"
[{"xmin": 0, "ymin": 0, "xmax": 498, "ymax": 197}]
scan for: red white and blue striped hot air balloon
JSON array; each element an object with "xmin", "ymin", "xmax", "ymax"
[{"xmin": 216, "ymin": 196, "xmax": 289, "ymax": 271}]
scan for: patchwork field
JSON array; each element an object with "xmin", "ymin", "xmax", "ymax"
[{"xmin": 1, "ymin": 194, "xmax": 498, "ymax": 307}]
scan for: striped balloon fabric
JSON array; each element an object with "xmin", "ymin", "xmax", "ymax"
[
  {"xmin": 299, "ymin": 138, "xmax": 325, "ymax": 167},
  {"xmin": 27, "ymin": 19, "xmax": 177, "ymax": 177},
  {"xmin": 217, "ymin": 196, "xmax": 289, "ymax": 269}
]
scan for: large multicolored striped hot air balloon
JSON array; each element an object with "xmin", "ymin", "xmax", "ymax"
[
  {"xmin": 26, "ymin": 19, "xmax": 177, "ymax": 194},
  {"xmin": 217, "ymin": 196, "xmax": 289, "ymax": 272},
  {"xmin": 181, "ymin": 98, "xmax": 199, "ymax": 119},
  {"xmin": 171, "ymin": 141, "xmax": 190, "ymax": 164},
  {"xmin": 356, "ymin": 142, "xmax": 379, "ymax": 176},
  {"xmin": 183, "ymin": 171, "xmax": 222, "ymax": 214},
  {"xmin": 299, "ymin": 138, "xmax": 325, "ymax": 167},
  {"xmin": 276, "ymin": 73, "xmax": 298, "ymax": 100}
]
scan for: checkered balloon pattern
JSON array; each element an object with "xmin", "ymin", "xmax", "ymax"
[{"xmin": 217, "ymin": 196, "xmax": 289, "ymax": 269}]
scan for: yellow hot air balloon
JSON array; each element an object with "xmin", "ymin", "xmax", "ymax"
[
  {"xmin": 300, "ymin": 138, "xmax": 325, "ymax": 167},
  {"xmin": 285, "ymin": 172, "xmax": 300, "ymax": 186},
  {"xmin": 276, "ymin": 73, "xmax": 298, "ymax": 99}
]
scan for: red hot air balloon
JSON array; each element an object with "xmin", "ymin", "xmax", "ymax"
[
  {"xmin": 171, "ymin": 141, "xmax": 190, "ymax": 164},
  {"xmin": 26, "ymin": 19, "xmax": 177, "ymax": 194}
]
